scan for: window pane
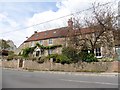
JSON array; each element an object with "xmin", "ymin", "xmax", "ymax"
[
  {"xmin": 40, "ymin": 40, "xmax": 43, "ymax": 45},
  {"xmin": 49, "ymin": 39, "xmax": 52, "ymax": 44},
  {"xmin": 95, "ymin": 48, "xmax": 101, "ymax": 56}
]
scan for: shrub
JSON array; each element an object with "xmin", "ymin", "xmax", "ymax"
[
  {"xmin": 79, "ymin": 51, "xmax": 98, "ymax": 62},
  {"xmin": 47, "ymin": 54, "xmax": 58, "ymax": 59},
  {"xmin": 98, "ymin": 57, "xmax": 114, "ymax": 62},
  {"xmin": 85, "ymin": 53, "xmax": 98, "ymax": 62},
  {"xmin": 36, "ymin": 56, "xmax": 46, "ymax": 63},
  {"xmin": 62, "ymin": 47, "xmax": 79, "ymax": 63},
  {"xmin": 8, "ymin": 51, "xmax": 14, "ymax": 55},
  {"xmin": 56, "ymin": 54, "xmax": 71, "ymax": 64},
  {"xmin": 46, "ymin": 54, "xmax": 58, "ymax": 62},
  {"xmin": 28, "ymin": 57, "xmax": 37, "ymax": 61},
  {"xmin": 7, "ymin": 55, "xmax": 14, "ymax": 61}
]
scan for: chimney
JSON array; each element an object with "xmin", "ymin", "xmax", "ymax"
[
  {"xmin": 68, "ymin": 18, "xmax": 73, "ymax": 28},
  {"xmin": 34, "ymin": 31, "xmax": 37, "ymax": 34}
]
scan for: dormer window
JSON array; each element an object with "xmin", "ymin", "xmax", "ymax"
[{"xmin": 53, "ymin": 31, "xmax": 56, "ymax": 34}]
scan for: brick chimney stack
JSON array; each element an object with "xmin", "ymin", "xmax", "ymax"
[{"xmin": 68, "ymin": 18, "xmax": 73, "ymax": 28}]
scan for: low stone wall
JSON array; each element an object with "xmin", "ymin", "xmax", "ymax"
[
  {"xmin": 23, "ymin": 60, "xmax": 120, "ymax": 72},
  {"xmin": 2, "ymin": 60, "xmax": 18, "ymax": 68},
  {"xmin": 0, "ymin": 62, "xmax": 1, "ymax": 67},
  {"xmin": 1, "ymin": 59, "xmax": 119, "ymax": 72}
]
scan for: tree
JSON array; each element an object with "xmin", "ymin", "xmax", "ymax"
[
  {"xmin": 0, "ymin": 39, "xmax": 10, "ymax": 50},
  {"xmin": 83, "ymin": 3, "xmax": 117, "ymax": 54},
  {"xmin": 67, "ymin": 2, "xmax": 117, "ymax": 58}
]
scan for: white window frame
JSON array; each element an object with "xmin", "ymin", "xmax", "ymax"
[
  {"xmin": 39, "ymin": 40, "xmax": 43, "ymax": 45},
  {"xmin": 95, "ymin": 47, "xmax": 102, "ymax": 58},
  {"xmin": 31, "ymin": 42, "xmax": 34, "ymax": 47},
  {"xmin": 48, "ymin": 39, "xmax": 52, "ymax": 44}
]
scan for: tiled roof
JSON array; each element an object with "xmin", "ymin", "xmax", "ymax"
[{"xmin": 24, "ymin": 27, "xmax": 95, "ymax": 42}]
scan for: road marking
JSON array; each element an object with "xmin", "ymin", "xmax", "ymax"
[{"xmin": 60, "ymin": 79, "xmax": 118, "ymax": 86}]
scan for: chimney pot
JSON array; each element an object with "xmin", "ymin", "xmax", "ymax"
[
  {"xmin": 68, "ymin": 18, "xmax": 73, "ymax": 28},
  {"xmin": 34, "ymin": 31, "xmax": 37, "ymax": 34}
]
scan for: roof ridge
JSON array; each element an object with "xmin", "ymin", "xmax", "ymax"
[{"xmin": 36, "ymin": 26, "xmax": 68, "ymax": 34}]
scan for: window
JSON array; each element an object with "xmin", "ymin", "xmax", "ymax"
[
  {"xmin": 48, "ymin": 39, "xmax": 52, "ymax": 44},
  {"xmin": 36, "ymin": 51, "xmax": 40, "ymax": 56},
  {"xmin": 48, "ymin": 49, "xmax": 52, "ymax": 55},
  {"xmin": 95, "ymin": 48, "xmax": 102, "ymax": 57},
  {"xmin": 94, "ymin": 32, "xmax": 99, "ymax": 37},
  {"xmin": 31, "ymin": 42, "xmax": 34, "ymax": 47},
  {"xmin": 39, "ymin": 40, "xmax": 43, "ymax": 45}
]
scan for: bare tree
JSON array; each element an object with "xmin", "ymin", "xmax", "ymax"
[
  {"xmin": 66, "ymin": 2, "xmax": 117, "ymax": 58},
  {"xmin": 84, "ymin": 3, "xmax": 117, "ymax": 56}
]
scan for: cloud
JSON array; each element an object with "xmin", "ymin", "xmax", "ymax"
[{"xmin": 0, "ymin": 0, "xmax": 117, "ymax": 47}]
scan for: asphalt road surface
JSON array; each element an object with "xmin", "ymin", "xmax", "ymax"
[{"xmin": 2, "ymin": 69, "xmax": 119, "ymax": 88}]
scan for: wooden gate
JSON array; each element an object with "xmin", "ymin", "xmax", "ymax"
[{"xmin": 19, "ymin": 59, "xmax": 23, "ymax": 68}]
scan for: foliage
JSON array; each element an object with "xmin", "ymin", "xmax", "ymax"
[
  {"xmin": 61, "ymin": 46, "xmax": 98, "ymax": 63},
  {"xmin": 0, "ymin": 39, "xmax": 10, "ymax": 49},
  {"xmin": 21, "ymin": 43, "xmax": 62, "ymax": 58},
  {"xmin": 45, "ymin": 45, "xmax": 62, "ymax": 49},
  {"xmin": 56, "ymin": 54, "xmax": 71, "ymax": 64},
  {"xmin": 46, "ymin": 54, "xmax": 71, "ymax": 64},
  {"xmin": 36, "ymin": 43, "xmax": 44, "ymax": 49},
  {"xmin": 31, "ymin": 57, "xmax": 37, "ymax": 61},
  {"xmin": 36, "ymin": 42, "xmax": 62, "ymax": 49},
  {"xmin": 6, "ymin": 54, "xmax": 18, "ymax": 61},
  {"xmin": 79, "ymin": 51, "xmax": 98, "ymax": 62},
  {"xmin": 22, "ymin": 46, "xmax": 36, "ymax": 58},
  {"xmin": 37, "ymin": 56, "xmax": 46, "ymax": 63},
  {"xmin": 62, "ymin": 47, "xmax": 80, "ymax": 63},
  {"xmin": 7, "ymin": 55, "xmax": 14, "ymax": 61},
  {"xmin": 46, "ymin": 54, "xmax": 58, "ymax": 59},
  {"xmin": 8, "ymin": 51, "xmax": 14, "ymax": 55},
  {"xmin": 22, "ymin": 47, "xmax": 31, "ymax": 58},
  {"xmin": 98, "ymin": 58, "xmax": 113, "ymax": 62},
  {"xmin": 7, "ymin": 51, "xmax": 18, "ymax": 61}
]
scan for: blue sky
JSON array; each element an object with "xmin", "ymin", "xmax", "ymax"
[
  {"xmin": 0, "ymin": 2, "xmax": 58, "ymax": 28},
  {"xmin": 0, "ymin": 0, "xmax": 117, "ymax": 47}
]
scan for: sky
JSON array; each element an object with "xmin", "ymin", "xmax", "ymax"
[{"xmin": 0, "ymin": 0, "xmax": 118, "ymax": 47}]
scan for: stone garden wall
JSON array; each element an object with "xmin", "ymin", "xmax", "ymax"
[
  {"xmin": 23, "ymin": 60, "xmax": 119, "ymax": 72},
  {"xmin": 1, "ymin": 59, "xmax": 119, "ymax": 72}
]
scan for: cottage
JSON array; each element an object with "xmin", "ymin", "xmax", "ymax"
[{"xmin": 15, "ymin": 18, "xmax": 120, "ymax": 60}]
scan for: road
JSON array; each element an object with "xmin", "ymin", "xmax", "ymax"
[{"xmin": 2, "ymin": 69, "xmax": 119, "ymax": 88}]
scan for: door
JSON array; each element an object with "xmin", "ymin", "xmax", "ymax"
[{"xmin": 19, "ymin": 59, "xmax": 23, "ymax": 67}]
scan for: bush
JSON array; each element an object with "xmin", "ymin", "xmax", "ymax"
[
  {"xmin": 46, "ymin": 54, "xmax": 58, "ymax": 62},
  {"xmin": 62, "ymin": 47, "xmax": 79, "ymax": 63},
  {"xmin": 98, "ymin": 57, "xmax": 114, "ymax": 62},
  {"xmin": 28, "ymin": 57, "xmax": 37, "ymax": 61},
  {"xmin": 8, "ymin": 51, "xmax": 14, "ymax": 55},
  {"xmin": 47, "ymin": 54, "xmax": 58, "ymax": 59},
  {"xmin": 56, "ymin": 54, "xmax": 71, "ymax": 64},
  {"xmin": 79, "ymin": 52, "xmax": 98, "ymax": 62},
  {"xmin": 7, "ymin": 55, "xmax": 14, "ymax": 61},
  {"xmin": 36, "ymin": 56, "xmax": 46, "ymax": 63}
]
